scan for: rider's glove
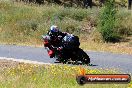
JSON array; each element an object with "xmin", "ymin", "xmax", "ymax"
[{"xmin": 57, "ymin": 47, "xmax": 63, "ymax": 51}]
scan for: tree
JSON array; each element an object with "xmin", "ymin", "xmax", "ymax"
[
  {"xmin": 128, "ymin": 0, "xmax": 132, "ymax": 10},
  {"xmin": 98, "ymin": 0, "xmax": 120, "ymax": 42}
]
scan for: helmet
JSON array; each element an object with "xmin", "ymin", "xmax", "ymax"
[{"xmin": 50, "ymin": 25, "xmax": 59, "ymax": 33}]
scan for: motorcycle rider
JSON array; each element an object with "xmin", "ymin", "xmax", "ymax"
[
  {"xmin": 42, "ymin": 25, "xmax": 90, "ymax": 64},
  {"xmin": 45, "ymin": 25, "xmax": 67, "ymax": 58}
]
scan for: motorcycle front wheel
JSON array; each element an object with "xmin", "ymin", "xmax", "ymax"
[{"xmin": 76, "ymin": 48, "xmax": 90, "ymax": 65}]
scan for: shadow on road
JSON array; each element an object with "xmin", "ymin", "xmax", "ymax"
[{"xmin": 54, "ymin": 61, "xmax": 98, "ymax": 67}]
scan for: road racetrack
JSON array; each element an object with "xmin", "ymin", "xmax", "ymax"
[{"xmin": 0, "ymin": 44, "xmax": 132, "ymax": 73}]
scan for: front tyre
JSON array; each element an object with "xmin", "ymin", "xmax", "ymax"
[{"xmin": 77, "ymin": 48, "xmax": 90, "ymax": 65}]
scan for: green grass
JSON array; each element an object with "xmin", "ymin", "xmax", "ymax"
[
  {"xmin": 0, "ymin": 0, "xmax": 132, "ymax": 54},
  {"xmin": 0, "ymin": 63, "xmax": 131, "ymax": 88},
  {"xmin": 0, "ymin": 0, "xmax": 99, "ymax": 45}
]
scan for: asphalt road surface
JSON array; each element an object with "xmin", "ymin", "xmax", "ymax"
[{"xmin": 0, "ymin": 44, "xmax": 132, "ymax": 73}]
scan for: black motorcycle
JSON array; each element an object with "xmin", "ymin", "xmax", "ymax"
[{"xmin": 42, "ymin": 34, "xmax": 90, "ymax": 65}]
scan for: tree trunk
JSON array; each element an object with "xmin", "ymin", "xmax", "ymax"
[{"xmin": 128, "ymin": 0, "xmax": 132, "ymax": 10}]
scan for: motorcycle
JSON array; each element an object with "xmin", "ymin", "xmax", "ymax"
[{"xmin": 42, "ymin": 34, "xmax": 90, "ymax": 65}]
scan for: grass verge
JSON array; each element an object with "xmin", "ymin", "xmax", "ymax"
[
  {"xmin": 80, "ymin": 41, "xmax": 132, "ymax": 55},
  {"xmin": 0, "ymin": 0, "xmax": 132, "ymax": 55},
  {"xmin": 0, "ymin": 59, "xmax": 131, "ymax": 88}
]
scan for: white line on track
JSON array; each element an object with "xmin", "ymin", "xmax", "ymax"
[{"xmin": 0, "ymin": 57, "xmax": 51, "ymax": 65}]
